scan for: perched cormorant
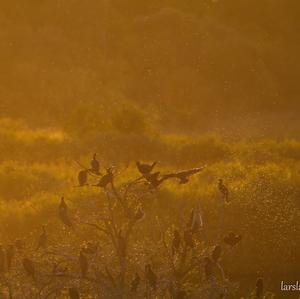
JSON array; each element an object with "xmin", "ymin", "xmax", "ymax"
[
  {"xmin": 79, "ymin": 250, "xmax": 88, "ymax": 277},
  {"xmin": 188, "ymin": 202, "xmax": 203, "ymax": 233},
  {"xmin": 224, "ymin": 232, "xmax": 242, "ymax": 247},
  {"xmin": 59, "ymin": 206, "xmax": 72, "ymax": 227},
  {"xmin": 136, "ymin": 161, "xmax": 157, "ymax": 175},
  {"xmin": 78, "ymin": 170, "xmax": 88, "ymax": 187},
  {"xmin": 93, "ymin": 168, "xmax": 113, "ymax": 188},
  {"xmin": 36, "ymin": 225, "xmax": 47, "ymax": 250},
  {"xmin": 134, "ymin": 206, "xmax": 145, "ymax": 221},
  {"xmin": 90, "ymin": 153, "xmax": 100, "ymax": 175},
  {"xmin": 218, "ymin": 179, "xmax": 229, "ymax": 203},
  {"xmin": 59, "ymin": 197, "xmax": 68, "ymax": 212}
]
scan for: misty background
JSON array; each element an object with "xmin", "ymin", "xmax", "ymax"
[{"xmin": 0, "ymin": 0, "xmax": 299, "ymax": 138}]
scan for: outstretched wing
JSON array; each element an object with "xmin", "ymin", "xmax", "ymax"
[
  {"xmin": 177, "ymin": 167, "xmax": 205, "ymax": 177},
  {"xmin": 163, "ymin": 166, "xmax": 206, "ymax": 179}
]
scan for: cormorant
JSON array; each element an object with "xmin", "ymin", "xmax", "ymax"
[
  {"xmin": 224, "ymin": 232, "xmax": 242, "ymax": 247},
  {"xmin": 90, "ymin": 153, "xmax": 100, "ymax": 175},
  {"xmin": 163, "ymin": 167, "xmax": 205, "ymax": 184},
  {"xmin": 78, "ymin": 170, "xmax": 88, "ymax": 187},
  {"xmin": 36, "ymin": 225, "xmax": 47, "ymax": 250},
  {"xmin": 188, "ymin": 202, "xmax": 203, "ymax": 233},
  {"xmin": 59, "ymin": 197, "xmax": 68, "ymax": 212},
  {"xmin": 134, "ymin": 206, "xmax": 145, "ymax": 221},
  {"xmin": 59, "ymin": 207, "xmax": 72, "ymax": 227},
  {"xmin": 93, "ymin": 168, "xmax": 113, "ymax": 188},
  {"xmin": 218, "ymin": 179, "xmax": 229, "ymax": 203},
  {"xmin": 79, "ymin": 250, "xmax": 88, "ymax": 277},
  {"xmin": 136, "ymin": 161, "xmax": 157, "ymax": 175}
]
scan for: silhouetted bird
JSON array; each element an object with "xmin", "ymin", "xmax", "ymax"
[
  {"xmin": 78, "ymin": 170, "xmax": 88, "ymax": 187},
  {"xmin": 163, "ymin": 167, "xmax": 205, "ymax": 184},
  {"xmin": 59, "ymin": 197, "xmax": 68, "ymax": 212},
  {"xmin": 79, "ymin": 250, "xmax": 88, "ymax": 277},
  {"xmin": 134, "ymin": 206, "xmax": 145, "ymax": 221},
  {"xmin": 136, "ymin": 161, "xmax": 157, "ymax": 175},
  {"xmin": 22, "ymin": 258, "xmax": 35, "ymax": 279},
  {"xmin": 145, "ymin": 264, "xmax": 157, "ymax": 290},
  {"xmin": 255, "ymin": 277, "xmax": 264, "ymax": 298},
  {"xmin": 6, "ymin": 244, "xmax": 15, "ymax": 270},
  {"xmin": 211, "ymin": 245, "xmax": 222, "ymax": 263},
  {"xmin": 0, "ymin": 245, "xmax": 5, "ymax": 272},
  {"xmin": 59, "ymin": 197, "xmax": 72, "ymax": 227},
  {"xmin": 69, "ymin": 287, "xmax": 80, "ymax": 299},
  {"xmin": 59, "ymin": 207, "xmax": 72, "ymax": 227},
  {"xmin": 224, "ymin": 232, "xmax": 242, "ymax": 247},
  {"xmin": 188, "ymin": 202, "xmax": 203, "ymax": 233},
  {"xmin": 172, "ymin": 230, "xmax": 181, "ymax": 255},
  {"xmin": 93, "ymin": 168, "xmax": 113, "ymax": 188},
  {"xmin": 183, "ymin": 229, "xmax": 195, "ymax": 248},
  {"xmin": 90, "ymin": 153, "xmax": 100, "ymax": 175},
  {"xmin": 36, "ymin": 225, "xmax": 47, "ymax": 250},
  {"xmin": 204, "ymin": 257, "xmax": 214, "ymax": 280},
  {"xmin": 130, "ymin": 272, "xmax": 140, "ymax": 292},
  {"xmin": 218, "ymin": 179, "xmax": 229, "ymax": 203}
]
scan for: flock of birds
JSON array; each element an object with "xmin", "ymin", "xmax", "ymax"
[
  {"xmin": 0, "ymin": 153, "xmax": 264, "ymax": 298},
  {"xmin": 74, "ymin": 154, "xmax": 247, "ymax": 297},
  {"xmin": 76, "ymin": 153, "xmax": 230, "ymax": 196}
]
